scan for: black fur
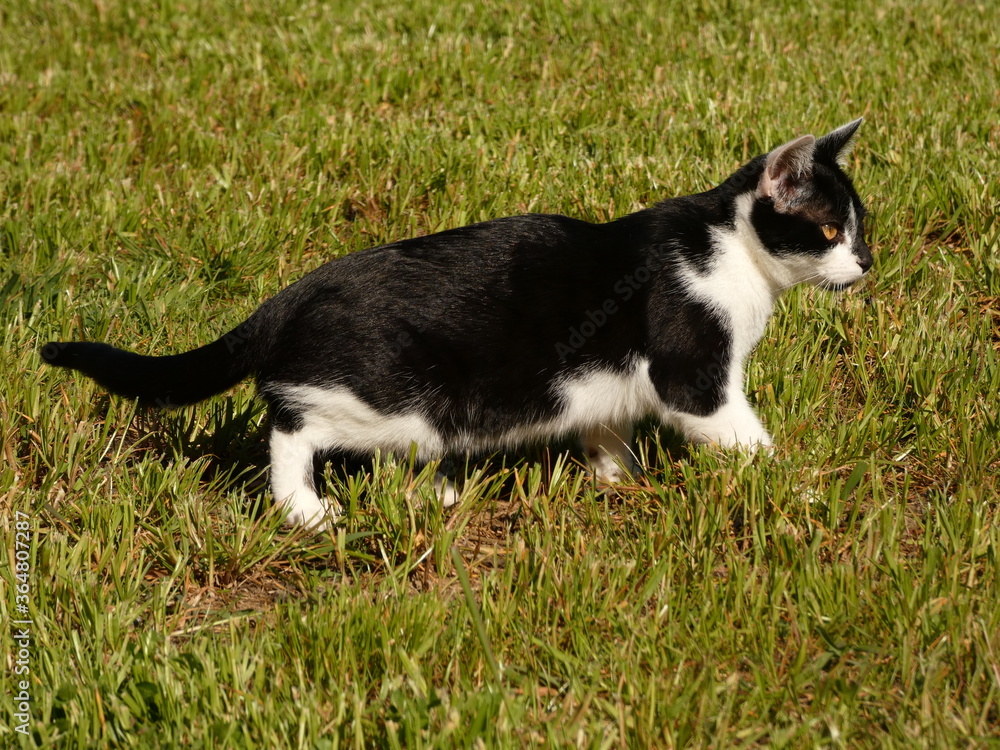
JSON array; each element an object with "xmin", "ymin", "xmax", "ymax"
[{"xmin": 40, "ymin": 333, "xmax": 255, "ymax": 408}]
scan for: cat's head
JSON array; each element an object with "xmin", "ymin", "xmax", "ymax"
[{"xmin": 747, "ymin": 119, "xmax": 873, "ymax": 291}]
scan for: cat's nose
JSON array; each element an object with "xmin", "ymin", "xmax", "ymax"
[{"xmin": 855, "ymin": 243, "xmax": 873, "ymax": 273}]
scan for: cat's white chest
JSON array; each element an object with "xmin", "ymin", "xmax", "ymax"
[{"xmin": 681, "ymin": 230, "xmax": 776, "ymax": 360}]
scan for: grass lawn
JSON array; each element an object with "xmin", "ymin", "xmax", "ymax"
[{"xmin": 2, "ymin": 0, "xmax": 999, "ymax": 746}]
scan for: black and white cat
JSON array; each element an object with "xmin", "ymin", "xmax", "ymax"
[{"xmin": 43, "ymin": 119, "xmax": 872, "ymax": 528}]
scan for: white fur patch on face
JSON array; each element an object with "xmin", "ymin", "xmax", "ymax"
[
  {"xmin": 719, "ymin": 193, "xmax": 868, "ymax": 294},
  {"xmin": 814, "ymin": 202, "xmax": 866, "ymax": 289},
  {"xmin": 815, "ymin": 240, "xmax": 866, "ymax": 288}
]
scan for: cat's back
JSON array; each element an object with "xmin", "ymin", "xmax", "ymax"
[
  {"xmin": 267, "ymin": 212, "xmax": 635, "ymax": 315},
  {"xmin": 331, "ymin": 212, "xmax": 618, "ymax": 278}
]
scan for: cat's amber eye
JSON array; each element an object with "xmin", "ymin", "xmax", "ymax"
[{"xmin": 821, "ymin": 224, "xmax": 839, "ymax": 241}]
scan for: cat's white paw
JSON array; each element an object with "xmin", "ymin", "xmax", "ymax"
[
  {"xmin": 434, "ymin": 473, "xmax": 461, "ymax": 508},
  {"xmin": 675, "ymin": 398, "xmax": 772, "ymax": 452},
  {"xmin": 589, "ymin": 452, "xmax": 634, "ymax": 483},
  {"xmin": 710, "ymin": 432, "xmax": 774, "ymax": 455},
  {"xmin": 278, "ymin": 494, "xmax": 340, "ymax": 531},
  {"xmin": 403, "ymin": 472, "xmax": 461, "ymax": 509},
  {"xmin": 743, "ymin": 431, "xmax": 774, "ymax": 453},
  {"xmin": 581, "ymin": 424, "xmax": 635, "ymax": 484}
]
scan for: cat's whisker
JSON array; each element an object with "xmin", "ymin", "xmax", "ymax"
[{"xmin": 773, "ymin": 272, "xmax": 823, "ymax": 294}]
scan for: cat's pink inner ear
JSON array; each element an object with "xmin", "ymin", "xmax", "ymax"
[{"xmin": 758, "ymin": 134, "xmax": 817, "ymax": 210}]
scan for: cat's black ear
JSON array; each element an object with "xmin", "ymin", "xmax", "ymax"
[
  {"xmin": 757, "ymin": 134, "xmax": 816, "ymax": 211},
  {"xmin": 815, "ymin": 118, "xmax": 863, "ymax": 167}
]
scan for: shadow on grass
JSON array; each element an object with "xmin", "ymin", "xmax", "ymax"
[{"xmin": 110, "ymin": 394, "xmax": 697, "ymax": 536}]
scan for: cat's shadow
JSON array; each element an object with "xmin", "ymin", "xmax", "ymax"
[{"xmin": 136, "ymin": 397, "xmax": 271, "ymax": 518}]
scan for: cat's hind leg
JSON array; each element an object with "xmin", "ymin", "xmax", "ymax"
[
  {"xmin": 264, "ymin": 383, "xmax": 451, "ymax": 523},
  {"xmin": 269, "ymin": 426, "xmax": 339, "ymax": 529},
  {"xmin": 581, "ymin": 423, "xmax": 635, "ymax": 482}
]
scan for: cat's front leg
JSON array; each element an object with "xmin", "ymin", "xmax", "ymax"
[
  {"xmin": 581, "ymin": 423, "xmax": 636, "ymax": 482},
  {"xmin": 433, "ymin": 472, "xmax": 461, "ymax": 507},
  {"xmin": 673, "ymin": 395, "xmax": 772, "ymax": 450}
]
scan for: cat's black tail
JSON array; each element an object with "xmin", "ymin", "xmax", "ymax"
[{"xmin": 41, "ymin": 321, "xmax": 260, "ymax": 408}]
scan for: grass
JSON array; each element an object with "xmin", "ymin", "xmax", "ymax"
[{"xmin": 2, "ymin": 0, "xmax": 999, "ymax": 746}]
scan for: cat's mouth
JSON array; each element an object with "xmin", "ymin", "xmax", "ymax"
[
  {"xmin": 817, "ymin": 279, "xmax": 860, "ymax": 292},
  {"xmin": 816, "ymin": 274, "xmax": 865, "ymax": 292}
]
